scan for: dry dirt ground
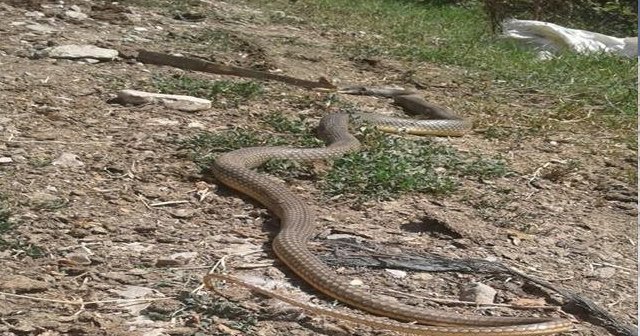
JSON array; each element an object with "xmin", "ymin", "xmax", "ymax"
[{"xmin": 0, "ymin": 1, "xmax": 637, "ymax": 336}]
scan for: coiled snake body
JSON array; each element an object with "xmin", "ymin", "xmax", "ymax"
[{"xmin": 210, "ymin": 90, "xmax": 572, "ymax": 335}]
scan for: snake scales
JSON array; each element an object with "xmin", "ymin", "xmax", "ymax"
[{"xmin": 210, "ymin": 88, "xmax": 572, "ymax": 335}]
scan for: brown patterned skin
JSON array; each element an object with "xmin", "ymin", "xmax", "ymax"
[{"xmin": 210, "ymin": 112, "xmax": 572, "ymax": 335}]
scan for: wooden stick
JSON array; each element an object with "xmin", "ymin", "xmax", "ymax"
[{"xmin": 136, "ymin": 50, "xmax": 336, "ymax": 90}]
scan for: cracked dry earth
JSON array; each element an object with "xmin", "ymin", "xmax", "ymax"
[{"xmin": 0, "ymin": 1, "xmax": 637, "ymax": 336}]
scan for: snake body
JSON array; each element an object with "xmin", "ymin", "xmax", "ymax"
[{"xmin": 211, "ymin": 93, "xmax": 572, "ymax": 335}]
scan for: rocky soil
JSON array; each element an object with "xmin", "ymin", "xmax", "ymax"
[{"xmin": 0, "ymin": 1, "xmax": 636, "ymax": 335}]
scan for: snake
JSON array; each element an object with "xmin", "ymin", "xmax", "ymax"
[{"xmin": 209, "ymin": 88, "xmax": 573, "ymax": 335}]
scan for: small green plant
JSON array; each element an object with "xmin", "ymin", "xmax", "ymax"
[
  {"xmin": 268, "ymin": 10, "xmax": 305, "ymax": 25},
  {"xmin": 15, "ymin": 243, "xmax": 45, "ymax": 258},
  {"xmin": 183, "ymin": 112, "xmax": 322, "ymax": 176},
  {"xmin": 31, "ymin": 198, "xmax": 68, "ymax": 211},
  {"xmin": 459, "ymin": 157, "xmax": 508, "ymax": 180},
  {"xmin": 262, "ymin": 112, "xmax": 324, "ymax": 147},
  {"xmin": 0, "ymin": 202, "xmax": 11, "ymax": 235},
  {"xmin": 0, "ymin": 196, "xmax": 44, "ymax": 258},
  {"xmin": 229, "ymin": 316, "xmax": 258, "ymax": 333},
  {"xmin": 482, "ymin": 126, "xmax": 513, "ymax": 140},
  {"xmin": 340, "ymin": 42, "xmax": 388, "ymax": 62},
  {"xmin": 183, "ymin": 28, "xmax": 240, "ymax": 52},
  {"xmin": 182, "ymin": 128, "xmax": 283, "ymax": 169},
  {"xmin": 151, "ymin": 75, "xmax": 263, "ymax": 106},
  {"xmin": 323, "ymin": 127, "xmax": 508, "ymax": 201}
]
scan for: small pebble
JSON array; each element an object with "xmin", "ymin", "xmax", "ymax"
[
  {"xmin": 459, "ymin": 282, "xmax": 496, "ymax": 304},
  {"xmin": 349, "ymin": 279, "xmax": 363, "ymax": 286},
  {"xmin": 169, "ymin": 208, "xmax": 195, "ymax": 219},
  {"xmin": 385, "ymin": 269, "xmax": 407, "ymax": 279},
  {"xmin": 593, "ymin": 267, "xmax": 616, "ymax": 279}
]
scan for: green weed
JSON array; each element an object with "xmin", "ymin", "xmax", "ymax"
[
  {"xmin": 267, "ymin": 10, "xmax": 305, "ymax": 25},
  {"xmin": 262, "ymin": 112, "xmax": 323, "ymax": 147},
  {"xmin": 0, "ymin": 196, "xmax": 44, "ymax": 258},
  {"xmin": 31, "ymin": 198, "xmax": 68, "ymax": 211},
  {"xmin": 324, "ymin": 127, "xmax": 507, "ymax": 201},
  {"xmin": 185, "ymin": 113, "xmax": 507, "ymax": 202},
  {"xmin": 182, "ymin": 113, "xmax": 321, "ymax": 178},
  {"xmin": 28, "ymin": 156, "xmax": 52, "ymax": 168},
  {"xmin": 0, "ymin": 200, "xmax": 10, "ymax": 235},
  {"xmin": 151, "ymin": 75, "xmax": 263, "ymax": 106},
  {"xmin": 182, "ymin": 128, "xmax": 283, "ymax": 169}
]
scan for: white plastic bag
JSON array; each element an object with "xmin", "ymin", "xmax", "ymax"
[{"xmin": 502, "ymin": 19, "xmax": 637, "ymax": 59}]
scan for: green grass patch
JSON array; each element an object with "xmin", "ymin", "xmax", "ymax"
[
  {"xmin": 249, "ymin": 0, "xmax": 637, "ymax": 118},
  {"xmin": 262, "ymin": 112, "xmax": 324, "ymax": 147},
  {"xmin": 183, "ymin": 113, "xmax": 507, "ymax": 202},
  {"xmin": 324, "ymin": 127, "xmax": 507, "ymax": 201},
  {"xmin": 151, "ymin": 75, "xmax": 263, "ymax": 106},
  {"xmin": 183, "ymin": 128, "xmax": 280, "ymax": 169},
  {"xmin": 182, "ymin": 112, "xmax": 320, "ymax": 179}
]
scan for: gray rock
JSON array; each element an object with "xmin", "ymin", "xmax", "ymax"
[
  {"xmin": 112, "ymin": 285, "xmax": 155, "ymax": 299},
  {"xmin": 25, "ymin": 11, "xmax": 45, "ymax": 18},
  {"xmin": 325, "ymin": 233, "xmax": 362, "ymax": 241},
  {"xmin": 111, "ymin": 285, "xmax": 157, "ymax": 315},
  {"xmin": 117, "ymin": 89, "xmax": 211, "ymax": 112},
  {"xmin": 384, "ymin": 269, "xmax": 407, "ymax": 279},
  {"xmin": 593, "ymin": 267, "xmax": 616, "ymax": 279},
  {"xmin": 52, "ymin": 152, "xmax": 84, "ymax": 167},
  {"xmin": 168, "ymin": 208, "xmax": 196, "ymax": 219},
  {"xmin": 459, "ymin": 282, "xmax": 496, "ymax": 304},
  {"xmin": 45, "ymin": 44, "xmax": 118, "ymax": 61},
  {"xmin": 187, "ymin": 121, "xmax": 206, "ymax": 129},
  {"xmin": 147, "ymin": 118, "xmax": 179, "ymax": 126},
  {"xmin": 80, "ymin": 58, "xmax": 100, "ymax": 64},
  {"xmin": 25, "ymin": 23, "xmax": 57, "ymax": 33},
  {"xmin": 64, "ymin": 252, "xmax": 92, "ymax": 265},
  {"xmin": 169, "ymin": 251, "xmax": 198, "ymax": 261},
  {"xmin": 64, "ymin": 10, "xmax": 89, "ymax": 21}
]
